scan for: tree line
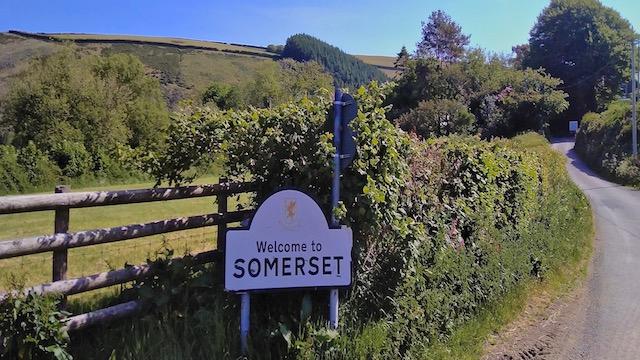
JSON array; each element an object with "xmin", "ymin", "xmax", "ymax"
[
  {"xmin": 385, "ymin": 0, "xmax": 634, "ymax": 139},
  {"xmin": 281, "ymin": 33, "xmax": 388, "ymax": 88},
  {"xmin": 0, "ymin": 47, "xmax": 169, "ymax": 193},
  {"xmin": 0, "ymin": 47, "xmax": 334, "ymax": 194},
  {"xmin": 0, "ymin": 0, "xmax": 636, "ymax": 193}
]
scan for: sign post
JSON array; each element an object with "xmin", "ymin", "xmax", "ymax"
[
  {"xmin": 633, "ymin": 40, "xmax": 638, "ymax": 157},
  {"xmin": 239, "ymin": 292, "xmax": 250, "ymax": 353},
  {"xmin": 328, "ymin": 88, "xmax": 358, "ymax": 329},
  {"xmin": 329, "ymin": 88, "xmax": 343, "ymax": 329},
  {"xmin": 569, "ymin": 120, "xmax": 578, "ymax": 134},
  {"xmin": 226, "ymin": 88, "xmax": 357, "ymax": 353},
  {"xmin": 225, "ymin": 189, "xmax": 353, "ymax": 352}
]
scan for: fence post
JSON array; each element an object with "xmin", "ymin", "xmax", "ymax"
[
  {"xmin": 216, "ymin": 177, "xmax": 229, "ymax": 284},
  {"xmin": 53, "ymin": 185, "xmax": 70, "ymax": 302},
  {"xmin": 216, "ymin": 177, "xmax": 228, "ymax": 252}
]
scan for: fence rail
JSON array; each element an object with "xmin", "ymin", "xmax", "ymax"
[
  {"xmin": 0, "ymin": 210, "xmax": 251, "ymax": 259},
  {"xmin": 0, "ymin": 179, "xmax": 254, "ymax": 331},
  {"xmin": 0, "ymin": 182, "xmax": 253, "ymax": 214}
]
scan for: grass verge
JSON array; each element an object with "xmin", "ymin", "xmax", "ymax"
[{"xmin": 425, "ymin": 224, "xmax": 593, "ymax": 359}]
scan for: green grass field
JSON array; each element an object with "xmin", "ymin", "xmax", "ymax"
[
  {"xmin": 354, "ymin": 54, "xmax": 400, "ymax": 77},
  {"xmin": 0, "ymin": 175, "xmax": 249, "ymax": 303}
]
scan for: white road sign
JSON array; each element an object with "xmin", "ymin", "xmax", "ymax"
[
  {"xmin": 569, "ymin": 120, "xmax": 579, "ymax": 132},
  {"xmin": 225, "ymin": 189, "xmax": 352, "ymax": 292}
]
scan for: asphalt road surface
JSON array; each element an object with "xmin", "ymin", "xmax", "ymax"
[{"xmin": 547, "ymin": 139, "xmax": 640, "ymax": 359}]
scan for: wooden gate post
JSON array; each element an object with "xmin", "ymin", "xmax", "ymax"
[
  {"xmin": 53, "ymin": 185, "xmax": 70, "ymax": 287},
  {"xmin": 216, "ymin": 177, "xmax": 228, "ymax": 252},
  {"xmin": 216, "ymin": 177, "xmax": 228, "ymax": 283}
]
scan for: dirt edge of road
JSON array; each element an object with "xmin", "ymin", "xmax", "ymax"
[{"xmin": 482, "ymin": 236, "xmax": 594, "ymax": 360}]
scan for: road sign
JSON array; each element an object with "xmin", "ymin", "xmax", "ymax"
[
  {"xmin": 225, "ymin": 189, "xmax": 352, "ymax": 292},
  {"xmin": 340, "ymin": 93, "xmax": 357, "ymax": 169},
  {"xmin": 569, "ymin": 121, "xmax": 579, "ymax": 133}
]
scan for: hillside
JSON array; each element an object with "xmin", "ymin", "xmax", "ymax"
[{"xmin": 0, "ymin": 31, "xmax": 398, "ymax": 107}]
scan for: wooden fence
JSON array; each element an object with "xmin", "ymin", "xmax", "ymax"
[{"xmin": 0, "ymin": 179, "xmax": 254, "ymax": 331}]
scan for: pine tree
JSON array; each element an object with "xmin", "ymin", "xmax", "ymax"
[
  {"xmin": 416, "ymin": 10, "xmax": 469, "ymax": 63},
  {"xmin": 394, "ymin": 46, "xmax": 410, "ymax": 69}
]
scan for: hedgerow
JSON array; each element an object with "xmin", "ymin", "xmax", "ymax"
[
  {"xmin": 575, "ymin": 100, "xmax": 640, "ymax": 185},
  {"xmin": 71, "ymin": 82, "xmax": 590, "ymax": 359},
  {"xmin": 0, "ymin": 143, "xmax": 60, "ymax": 195}
]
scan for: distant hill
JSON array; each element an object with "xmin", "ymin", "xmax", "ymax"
[
  {"xmin": 0, "ymin": 31, "xmax": 398, "ymax": 107},
  {"xmin": 8, "ymin": 30, "xmax": 278, "ymax": 58},
  {"xmin": 282, "ymin": 34, "xmax": 388, "ymax": 88}
]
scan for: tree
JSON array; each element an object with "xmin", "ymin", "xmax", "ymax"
[
  {"xmin": 202, "ymin": 82, "xmax": 243, "ymax": 110},
  {"xmin": 244, "ymin": 60, "xmax": 333, "ymax": 108},
  {"xmin": 281, "ymin": 33, "xmax": 388, "ymax": 88},
  {"xmin": 1, "ymin": 47, "xmax": 169, "ymax": 175},
  {"xmin": 278, "ymin": 59, "xmax": 333, "ymax": 100},
  {"xmin": 387, "ymin": 50, "xmax": 568, "ymax": 137},
  {"xmin": 524, "ymin": 0, "xmax": 635, "ymax": 134},
  {"xmin": 395, "ymin": 46, "xmax": 410, "ymax": 69},
  {"xmin": 386, "ymin": 57, "xmax": 468, "ymax": 119},
  {"xmin": 266, "ymin": 44, "xmax": 284, "ymax": 54},
  {"xmin": 397, "ymin": 99, "xmax": 475, "ymax": 139},
  {"xmin": 416, "ymin": 10, "xmax": 470, "ymax": 63},
  {"xmin": 511, "ymin": 44, "xmax": 529, "ymax": 69},
  {"xmin": 245, "ymin": 63, "xmax": 285, "ymax": 108}
]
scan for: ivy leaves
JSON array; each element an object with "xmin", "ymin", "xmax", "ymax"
[{"xmin": 0, "ymin": 292, "xmax": 72, "ymax": 360}]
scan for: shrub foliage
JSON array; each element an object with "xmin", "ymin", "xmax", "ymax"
[
  {"xmin": 575, "ymin": 100, "xmax": 640, "ymax": 185},
  {"xmin": 104, "ymin": 82, "xmax": 591, "ymax": 358},
  {"xmin": 387, "ymin": 53, "xmax": 569, "ymax": 138},
  {"xmin": 524, "ymin": 0, "xmax": 635, "ymax": 132},
  {"xmin": 0, "ymin": 46, "xmax": 167, "ymax": 190},
  {"xmin": 0, "ymin": 292, "xmax": 71, "ymax": 360}
]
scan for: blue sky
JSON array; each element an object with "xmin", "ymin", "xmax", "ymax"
[{"xmin": 1, "ymin": 0, "xmax": 639, "ymax": 56}]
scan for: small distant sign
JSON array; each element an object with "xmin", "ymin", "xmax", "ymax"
[
  {"xmin": 225, "ymin": 189, "xmax": 352, "ymax": 292},
  {"xmin": 569, "ymin": 121, "xmax": 579, "ymax": 133}
]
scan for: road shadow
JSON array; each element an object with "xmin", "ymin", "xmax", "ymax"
[{"xmin": 551, "ymin": 137, "xmax": 605, "ymax": 180}]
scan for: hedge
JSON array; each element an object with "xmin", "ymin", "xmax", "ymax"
[
  {"xmin": 52, "ymin": 83, "xmax": 592, "ymax": 359},
  {"xmin": 575, "ymin": 100, "xmax": 640, "ymax": 185}
]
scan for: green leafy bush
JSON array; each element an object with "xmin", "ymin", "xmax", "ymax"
[
  {"xmin": 50, "ymin": 141, "xmax": 92, "ymax": 178},
  {"xmin": 0, "ymin": 46, "xmax": 169, "ymax": 184},
  {"xmin": 17, "ymin": 141, "xmax": 60, "ymax": 187},
  {"xmin": 0, "ymin": 144, "xmax": 61, "ymax": 194},
  {"xmin": 201, "ymin": 82, "xmax": 244, "ymax": 110},
  {"xmin": 0, "ymin": 145, "xmax": 31, "ymax": 194},
  {"xmin": 575, "ymin": 100, "xmax": 640, "ymax": 185},
  {"xmin": 107, "ymin": 84, "xmax": 589, "ymax": 359},
  {"xmin": 243, "ymin": 59, "xmax": 333, "ymax": 108},
  {"xmin": 0, "ymin": 292, "xmax": 71, "ymax": 360},
  {"xmin": 397, "ymin": 99, "xmax": 476, "ymax": 138},
  {"xmin": 387, "ymin": 53, "xmax": 568, "ymax": 138},
  {"xmin": 266, "ymin": 44, "xmax": 284, "ymax": 54}
]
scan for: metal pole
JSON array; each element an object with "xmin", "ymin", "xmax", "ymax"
[
  {"xmin": 633, "ymin": 40, "xmax": 638, "ymax": 158},
  {"xmin": 329, "ymin": 87, "xmax": 343, "ymax": 329},
  {"xmin": 240, "ymin": 292, "xmax": 250, "ymax": 354}
]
